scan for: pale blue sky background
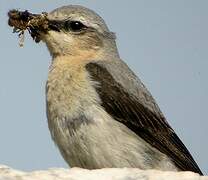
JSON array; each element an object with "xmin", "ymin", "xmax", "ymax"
[{"xmin": 0, "ymin": 0, "xmax": 207, "ymax": 174}]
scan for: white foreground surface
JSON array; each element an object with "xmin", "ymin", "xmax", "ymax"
[{"xmin": 0, "ymin": 165, "xmax": 206, "ymax": 180}]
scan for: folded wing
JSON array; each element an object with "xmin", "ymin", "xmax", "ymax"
[{"xmin": 86, "ymin": 60, "xmax": 202, "ymax": 175}]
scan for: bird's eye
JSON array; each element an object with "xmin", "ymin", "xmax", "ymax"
[{"xmin": 64, "ymin": 21, "xmax": 86, "ymax": 32}]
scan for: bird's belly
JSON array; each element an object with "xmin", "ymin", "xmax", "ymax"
[
  {"xmin": 49, "ymin": 107, "xmax": 178, "ymax": 171},
  {"xmin": 46, "ymin": 65, "xmax": 177, "ymax": 171}
]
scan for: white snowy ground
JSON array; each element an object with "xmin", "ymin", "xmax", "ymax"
[{"xmin": 0, "ymin": 165, "xmax": 207, "ymax": 180}]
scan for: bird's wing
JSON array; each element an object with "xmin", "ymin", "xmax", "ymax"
[{"xmin": 85, "ymin": 60, "xmax": 202, "ymax": 175}]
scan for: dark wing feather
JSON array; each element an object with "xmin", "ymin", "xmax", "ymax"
[{"xmin": 86, "ymin": 61, "xmax": 202, "ymax": 175}]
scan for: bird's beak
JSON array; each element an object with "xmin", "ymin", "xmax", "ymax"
[{"xmin": 8, "ymin": 10, "xmax": 64, "ymax": 43}]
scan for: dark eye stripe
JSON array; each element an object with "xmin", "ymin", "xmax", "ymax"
[{"xmin": 64, "ymin": 21, "xmax": 86, "ymax": 32}]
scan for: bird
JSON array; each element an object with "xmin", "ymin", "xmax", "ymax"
[{"xmin": 36, "ymin": 5, "xmax": 203, "ymax": 174}]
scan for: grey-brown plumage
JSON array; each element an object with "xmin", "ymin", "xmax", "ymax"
[
  {"xmin": 38, "ymin": 5, "xmax": 202, "ymax": 174},
  {"xmin": 86, "ymin": 61, "xmax": 202, "ymax": 173}
]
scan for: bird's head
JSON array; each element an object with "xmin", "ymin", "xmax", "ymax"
[{"xmin": 40, "ymin": 5, "xmax": 118, "ymax": 59}]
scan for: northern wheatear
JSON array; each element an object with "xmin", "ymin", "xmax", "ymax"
[{"xmin": 9, "ymin": 5, "xmax": 202, "ymax": 174}]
